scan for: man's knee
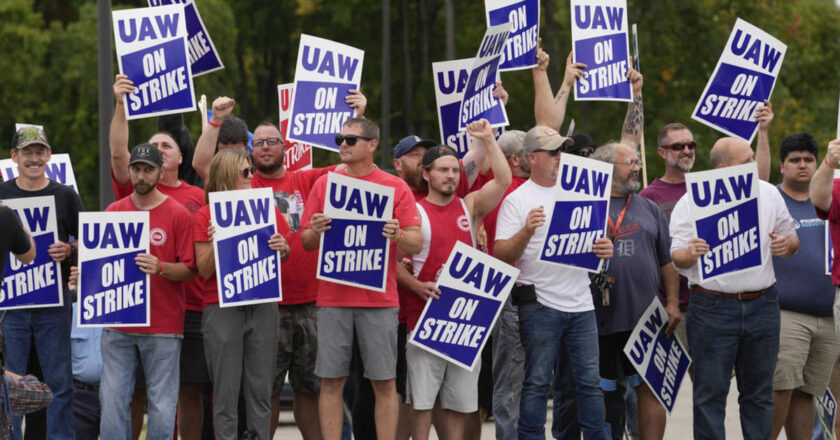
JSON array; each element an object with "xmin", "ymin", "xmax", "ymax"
[
  {"xmin": 320, "ymin": 377, "xmax": 347, "ymax": 394},
  {"xmin": 370, "ymin": 379, "xmax": 396, "ymax": 397}
]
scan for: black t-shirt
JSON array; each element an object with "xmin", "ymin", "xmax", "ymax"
[
  {"xmin": 0, "ymin": 206, "xmax": 32, "ymax": 281},
  {"xmin": 0, "ymin": 179, "xmax": 84, "ymax": 284}
]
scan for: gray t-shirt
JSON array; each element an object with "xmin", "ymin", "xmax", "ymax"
[{"xmin": 595, "ymin": 194, "xmax": 671, "ymax": 335}]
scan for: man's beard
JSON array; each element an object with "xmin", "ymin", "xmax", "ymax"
[
  {"xmin": 133, "ymin": 181, "xmax": 156, "ymax": 195},
  {"xmin": 668, "ymin": 155, "xmax": 694, "ymax": 172},
  {"xmin": 255, "ymin": 154, "xmax": 283, "ymax": 175},
  {"xmin": 403, "ymin": 167, "xmax": 426, "ymax": 191},
  {"xmin": 616, "ymin": 177, "xmax": 640, "ymax": 194}
]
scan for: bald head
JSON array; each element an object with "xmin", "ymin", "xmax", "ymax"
[{"xmin": 710, "ymin": 137, "xmax": 753, "ymax": 168}]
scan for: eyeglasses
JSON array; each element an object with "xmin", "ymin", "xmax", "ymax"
[
  {"xmin": 240, "ymin": 166, "xmax": 256, "ymax": 178},
  {"xmin": 252, "ymin": 138, "xmax": 283, "ymax": 148},
  {"xmin": 616, "ymin": 159, "xmax": 642, "ymax": 168},
  {"xmin": 660, "ymin": 141, "xmax": 697, "ymax": 151},
  {"xmin": 335, "ymin": 135, "xmax": 374, "ymax": 146}
]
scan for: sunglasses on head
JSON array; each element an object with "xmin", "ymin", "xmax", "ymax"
[
  {"xmin": 661, "ymin": 141, "xmax": 697, "ymax": 151},
  {"xmin": 240, "ymin": 166, "xmax": 256, "ymax": 178},
  {"xmin": 335, "ymin": 135, "xmax": 374, "ymax": 146}
]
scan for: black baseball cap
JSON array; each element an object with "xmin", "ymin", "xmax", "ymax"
[
  {"xmin": 129, "ymin": 143, "xmax": 163, "ymax": 168},
  {"xmin": 421, "ymin": 145, "xmax": 458, "ymax": 167}
]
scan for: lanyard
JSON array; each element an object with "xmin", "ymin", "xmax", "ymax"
[{"xmin": 607, "ymin": 194, "xmax": 632, "ymax": 241}]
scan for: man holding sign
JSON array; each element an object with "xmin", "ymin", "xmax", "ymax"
[
  {"xmin": 98, "ymin": 144, "xmax": 197, "ymax": 439},
  {"xmin": 495, "ymin": 126, "xmax": 613, "ymax": 439},
  {"xmin": 590, "ymin": 143, "xmax": 680, "ymax": 439},
  {"xmin": 301, "ymin": 118, "xmax": 422, "ymax": 440},
  {"xmin": 398, "ymin": 120, "xmax": 510, "ymax": 439},
  {"xmin": 0, "ymin": 126, "xmax": 83, "ymax": 439},
  {"xmin": 670, "ymin": 138, "xmax": 798, "ymax": 438}
]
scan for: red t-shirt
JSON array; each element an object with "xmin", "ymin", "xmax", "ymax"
[
  {"xmin": 251, "ymin": 167, "xmax": 334, "ymax": 305},
  {"xmin": 193, "ymin": 204, "xmax": 290, "ymax": 308},
  {"xmin": 816, "ymin": 179, "xmax": 840, "ymax": 285},
  {"xmin": 107, "ymin": 196, "xmax": 196, "ymax": 334},
  {"xmin": 481, "ymin": 175, "xmax": 527, "ymax": 256},
  {"xmin": 301, "ymin": 168, "xmax": 421, "ymax": 307},
  {"xmin": 112, "ymin": 171, "xmax": 207, "ymax": 310},
  {"xmin": 405, "ymin": 198, "xmax": 475, "ymax": 332}
]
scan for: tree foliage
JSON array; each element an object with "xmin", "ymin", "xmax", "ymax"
[{"xmin": 1, "ymin": 0, "xmax": 840, "ymax": 209}]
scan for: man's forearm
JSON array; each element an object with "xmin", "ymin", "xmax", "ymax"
[{"xmin": 620, "ymin": 91, "xmax": 643, "ymax": 148}]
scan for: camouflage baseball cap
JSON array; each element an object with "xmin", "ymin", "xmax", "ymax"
[{"xmin": 12, "ymin": 126, "xmax": 51, "ymax": 150}]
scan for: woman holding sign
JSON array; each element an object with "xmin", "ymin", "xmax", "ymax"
[{"xmin": 193, "ymin": 150, "xmax": 291, "ymax": 439}]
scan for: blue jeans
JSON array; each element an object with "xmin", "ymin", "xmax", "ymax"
[
  {"xmin": 687, "ymin": 286, "xmax": 780, "ymax": 440},
  {"xmin": 2, "ymin": 298, "xmax": 74, "ymax": 440},
  {"xmin": 493, "ymin": 298, "xmax": 524, "ymax": 440},
  {"xmin": 518, "ymin": 302, "xmax": 610, "ymax": 440},
  {"xmin": 99, "ymin": 330, "xmax": 182, "ymax": 440}
]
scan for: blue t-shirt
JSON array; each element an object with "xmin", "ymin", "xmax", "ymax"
[{"xmin": 772, "ymin": 186, "xmax": 835, "ymax": 316}]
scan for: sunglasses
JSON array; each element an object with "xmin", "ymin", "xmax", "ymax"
[
  {"xmin": 661, "ymin": 141, "xmax": 697, "ymax": 151},
  {"xmin": 240, "ymin": 166, "xmax": 256, "ymax": 178},
  {"xmin": 253, "ymin": 137, "xmax": 282, "ymax": 148},
  {"xmin": 335, "ymin": 134, "xmax": 374, "ymax": 146}
]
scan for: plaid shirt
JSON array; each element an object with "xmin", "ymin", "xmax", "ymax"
[{"xmin": 0, "ymin": 374, "xmax": 52, "ymax": 438}]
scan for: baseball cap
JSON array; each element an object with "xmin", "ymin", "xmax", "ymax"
[
  {"xmin": 129, "ymin": 143, "xmax": 163, "ymax": 168},
  {"xmin": 565, "ymin": 132, "xmax": 598, "ymax": 156},
  {"xmin": 421, "ymin": 145, "xmax": 458, "ymax": 167},
  {"xmin": 393, "ymin": 135, "xmax": 436, "ymax": 159},
  {"xmin": 523, "ymin": 126, "xmax": 573, "ymax": 154},
  {"xmin": 12, "ymin": 126, "xmax": 51, "ymax": 150},
  {"xmin": 497, "ymin": 130, "xmax": 526, "ymax": 156}
]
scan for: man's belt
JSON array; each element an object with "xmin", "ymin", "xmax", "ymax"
[
  {"xmin": 73, "ymin": 379, "xmax": 99, "ymax": 392},
  {"xmin": 691, "ymin": 285, "xmax": 769, "ymax": 300}
]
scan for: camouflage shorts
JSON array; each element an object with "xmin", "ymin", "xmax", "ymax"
[{"xmin": 273, "ymin": 302, "xmax": 320, "ymax": 395}]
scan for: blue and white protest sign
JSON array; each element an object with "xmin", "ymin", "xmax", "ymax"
[
  {"xmin": 540, "ymin": 153, "xmax": 613, "ymax": 272},
  {"xmin": 433, "ymin": 59, "xmax": 507, "ymax": 157},
  {"xmin": 113, "ymin": 5, "xmax": 196, "ymax": 120},
  {"xmin": 410, "ymin": 242, "xmax": 519, "ymax": 371},
  {"xmin": 692, "ymin": 18, "xmax": 786, "ymax": 143},
  {"xmin": 817, "ymin": 388, "xmax": 837, "ymax": 440},
  {"xmin": 78, "ymin": 212, "xmax": 150, "ymax": 327},
  {"xmin": 570, "ymin": 0, "xmax": 632, "ymax": 102},
  {"xmin": 318, "ymin": 173, "xmax": 393, "ymax": 292},
  {"xmin": 0, "ymin": 197, "xmax": 63, "ymax": 310},
  {"xmin": 210, "ymin": 187, "xmax": 282, "ymax": 307},
  {"xmin": 623, "ymin": 298, "xmax": 691, "ymax": 414},
  {"xmin": 459, "ymin": 24, "xmax": 511, "ymax": 130},
  {"xmin": 485, "ymin": 0, "xmax": 539, "ymax": 71},
  {"xmin": 685, "ymin": 162, "xmax": 761, "ymax": 281},
  {"xmin": 147, "ymin": 0, "xmax": 224, "ymax": 76},
  {"xmin": 0, "ymin": 154, "xmax": 79, "ymax": 193},
  {"xmin": 288, "ymin": 35, "xmax": 364, "ymax": 152}
]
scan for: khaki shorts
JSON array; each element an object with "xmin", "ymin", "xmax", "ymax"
[
  {"xmin": 774, "ymin": 310, "xmax": 840, "ymax": 395},
  {"xmin": 405, "ymin": 337, "xmax": 480, "ymax": 413},
  {"xmin": 315, "ymin": 306, "xmax": 398, "ymax": 381}
]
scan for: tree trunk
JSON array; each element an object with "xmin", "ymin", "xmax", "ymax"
[{"xmin": 380, "ymin": 0, "xmax": 392, "ymax": 168}]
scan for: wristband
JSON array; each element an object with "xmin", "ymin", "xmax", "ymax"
[
  {"xmin": 158, "ymin": 262, "xmax": 165, "ymax": 276},
  {"xmin": 394, "ymin": 230, "xmax": 404, "ymax": 244},
  {"xmin": 826, "ymin": 157, "xmax": 837, "ymax": 168},
  {"xmin": 207, "ymin": 119, "xmax": 222, "ymax": 128}
]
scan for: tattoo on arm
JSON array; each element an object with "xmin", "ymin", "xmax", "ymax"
[
  {"xmin": 554, "ymin": 90, "xmax": 567, "ymax": 104},
  {"xmin": 464, "ymin": 160, "xmax": 478, "ymax": 179},
  {"xmin": 623, "ymin": 92, "xmax": 644, "ymax": 137}
]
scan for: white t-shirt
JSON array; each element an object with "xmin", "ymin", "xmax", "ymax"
[
  {"xmin": 669, "ymin": 179, "xmax": 796, "ymax": 292},
  {"xmin": 495, "ymin": 179, "xmax": 594, "ymax": 312}
]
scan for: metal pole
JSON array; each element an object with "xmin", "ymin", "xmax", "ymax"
[
  {"xmin": 380, "ymin": 0, "xmax": 392, "ymax": 169},
  {"xmin": 97, "ymin": 0, "xmax": 114, "ymax": 209}
]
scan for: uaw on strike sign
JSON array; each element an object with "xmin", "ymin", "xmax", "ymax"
[
  {"xmin": 692, "ymin": 18, "xmax": 786, "ymax": 143},
  {"xmin": 410, "ymin": 242, "xmax": 519, "ymax": 371},
  {"xmin": 113, "ymin": 5, "xmax": 196, "ymax": 119},
  {"xmin": 570, "ymin": 0, "xmax": 632, "ymax": 102},
  {"xmin": 0, "ymin": 197, "xmax": 64, "ymax": 310},
  {"xmin": 318, "ymin": 173, "xmax": 394, "ymax": 292},
  {"xmin": 685, "ymin": 162, "xmax": 761, "ymax": 281},
  {"xmin": 210, "ymin": 188, "xmax": 283, "ymax": 307},
  {"xmin": 78, "ymin": 212, "xmax": 150, "ymax": 327}
]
